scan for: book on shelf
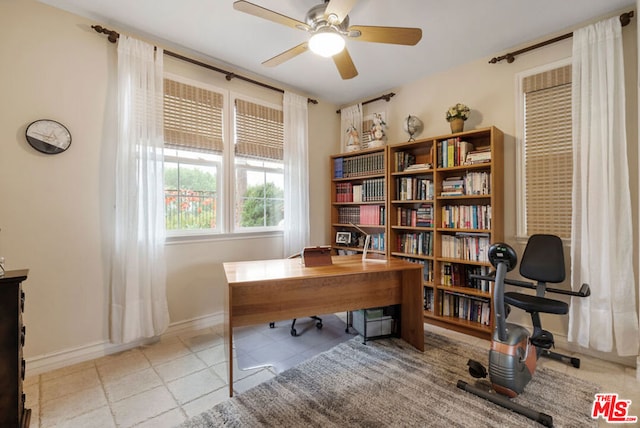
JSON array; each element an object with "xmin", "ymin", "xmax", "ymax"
[
  {"xmin": 394, "ymin": 151, "xmax": 416, "ymax": 172},
  {"xmin": 441, "ymin": 204, "xmax": 492, "ymax": 229},
  {"xmin": 396, "ymin": 231, "xmax": 433, "ymax": 256},
  {"xmin": 464, "ymin": 147, "xmax": 492, "ymax": 165},
  {"xmin": 404, "ymin": 163, "xmax": 432, "ymax": 171},
  {"xmin": 396, "ymin": 177, "xmax": 433, "ymax": 201},
  {"xmin": 334, "ymin": 157, "xmax": 343, "ymax": 178},
  {"xmin": 438, "ymin": 138, "xmax": 474, "ymax": 168},
  {"xmin": 338, "ymin": 205, "xmax": 385, "ymax": 226},
  {"xmin": 339, "ymin": 151, "xmax": 385, "ymax": 178},
  {"xmin": 440, "ymin": 290, "xmax": 491, "ymax": 325},
  {"xmin": 441, "ymin": 176, "xmax": 464, "ymax": 196},
  {"xmin": 440, "ymin": 233, "xmax": 490, "ymax": 262},
  {"xmin": 335, "ymin": 178, "xmax": 385, "ymax": 203}
]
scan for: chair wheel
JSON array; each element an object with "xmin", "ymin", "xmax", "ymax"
[
  {"xmin": 290, "ymin": 328, "xmax": 297, "ymax": 336},
  {"xmin": 316, "ymin": 322, "xmax": 323, "ymax": 329},
  {"xmin": 269, "ymin": 322, "xmax": 275, "ymax": 328}
]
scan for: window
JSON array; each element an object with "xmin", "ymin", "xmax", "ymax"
[
  {"xmin": 234, "ymin": 99, "xmax": 284, "ymax": 230},
  {"xmin": 162, "ymin": 76, "xmax": 284, "ymax": 235},
  {"xmin": 517, "ymin": 61, "xmax": 573, "ymax": 239}
]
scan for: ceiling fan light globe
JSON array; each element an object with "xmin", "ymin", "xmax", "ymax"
[{"xmin": 309, "ymin": 31, "xmax": 345, "ymax": 57}]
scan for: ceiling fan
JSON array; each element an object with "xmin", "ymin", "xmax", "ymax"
[{"xmin": 233, "ymin": 0, "xmax": 422, "ymax": 80}]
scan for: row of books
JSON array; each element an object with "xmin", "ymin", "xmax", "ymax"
[
  {"xmin": 440, "ymin": 233, "xmax": 490, "ymax": 262},
  {"xmin": 440, "ymin": 263, "xmax": 491, "ymax": 293},
  {"xmin": 368, "ymin": 233, "xmax": 386, "ymax": 251},
  {"xmin": 397, "ymin": 204, "xmax": 433, "ymax": 227},
  {"xmin": 334, "ymin": 152, "xmax": 385, "ymax": 178},
  {"xmin": 394, "ymin": 150, "xmax": 416, "ymax": 172},
  {"xmin": 441, "ymin": 204, "xmax": 492, "ymax": 229},
  {"xmin": 398, "ymin": 257, "xmax": 433, "ymax": 283},
  {"xmin": 424, "ymin": 287, "xmax": 434, "ymax": 311},
  {"xmin": 337, "ymin": 205, "xmax": 385, "ymax": 225},
  {"xmin": 440, "ymin": 172, "xmax": 491, "ymax": 196},
  {"xmin": 335, "ymin": 178, "xmax": 385, "ymax": 202},
  {"xmin": 393, "ymin": 151, "xmax": 432, "ymax": 172},
  {"xmin": 336, "ymin": 231, "xmax": 385, "ymax": 251},
  {"xmin": 437, "ymin": 138, "xmax": 474, "ymax": 168},
  {"xmin": 396, "ymin": 177, "xmax": 434, "ymax": 201},
  {"xmin": 440, "ymin": 290, "xmax": 491, "ymax": 325},
  {"xmin": 396, "ymin": 231, "xmax": 433, "ymax": 256}
]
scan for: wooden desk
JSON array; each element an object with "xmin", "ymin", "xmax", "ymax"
[{"xmin": 223, "ymin": 255, "xmax": 424, "ymax": 396}]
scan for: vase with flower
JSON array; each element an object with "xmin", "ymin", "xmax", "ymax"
[{"xmin": 446, "ymin": 103, "xmax": 470, "ymax": 133}]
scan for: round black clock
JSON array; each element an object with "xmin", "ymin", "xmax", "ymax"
[{"xmin": 25, "ymin": 119, "xmax": 72, "ymax": 155}]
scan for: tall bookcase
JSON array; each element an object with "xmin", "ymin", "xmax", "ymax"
[
  {"xmin": 387, "ymin": 126, "xmax": 503, "ymax": 339},
  {"xmin": 330, "ymin": 147, "xmax": 388, "ymax": 255}
]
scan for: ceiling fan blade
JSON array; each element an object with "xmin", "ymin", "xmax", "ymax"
[
  {"xmin": 333, "ymin": 48, "xmax": 358, "ymax": 80},
  {"xmin": 262, "ymin": 43, "xmax": 309, "ymax": 67},
  {"xmin": 348, "ymin": 25, "xmax": 422, "ymax": 45},
  {"xmin": 325, "ymin": 0, "xmax": 358, "ymax": 24},
  {"xmin": 233, "ymin": 0, "xmax": 310, "ymax": 31}
]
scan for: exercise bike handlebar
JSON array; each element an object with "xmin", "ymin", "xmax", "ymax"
[{"xmin": 470, "ymin": 274, "xmax": 591, "ymax": 297}]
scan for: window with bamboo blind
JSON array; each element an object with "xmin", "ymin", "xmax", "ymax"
[
  {"xmin": 162, "ymin": 76, "xmax": 284, "ymax": 234},
  {"xmin": 519, "ymin": 63, "xmax": 573, "ymax": 239},
  {"xmin": 233, "ymin": 98, "xmax": 284, "ymax": 229}
]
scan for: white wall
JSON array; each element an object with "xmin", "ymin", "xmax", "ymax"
[{"xmin": 0, "ymin": 0, "xmax": 338, "ymax": 367}]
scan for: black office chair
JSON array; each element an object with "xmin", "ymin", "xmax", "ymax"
[
  {"xmin": 268, "ymin": 253, "xmax": 323, "ymax": 336},
  {"xmin": 502, "ymin": 234, "xmax": 590, "ymax": 368}
]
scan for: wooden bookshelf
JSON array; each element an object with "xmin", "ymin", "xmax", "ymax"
[
  {"xmin": 329, "ymin": 126, "xmax": 503, "ymax": 339},
  {"xmin": 330, "ymin": 147, "xmax": 388, "ymax": 256},
  {"xmin": 387, "ymin": 126, "xmax": 503, "ymax": 339}
]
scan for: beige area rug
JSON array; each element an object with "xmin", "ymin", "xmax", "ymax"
[{"xmin": 179, "ymin": 331, "xmax": 598, "ymax": 427}]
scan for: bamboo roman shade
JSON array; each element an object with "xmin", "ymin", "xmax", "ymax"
[
  {"xmin": 523, "ymin": 65, "xmax": 572, "ymax": 239},
  {"xmin": 234, "ymin": 99, "xmax": 283, "ymax": 161},
  {"xmin": 163, "ymin": 79, "xmax": 224, "ymax": 153}
]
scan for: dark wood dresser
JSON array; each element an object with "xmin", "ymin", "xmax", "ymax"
[{"xmin": 0, "ymin": 269, "xmax": 30, "ymax": 427}]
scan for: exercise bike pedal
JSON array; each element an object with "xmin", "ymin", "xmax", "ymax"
[
  {"xmin": 467, "ymin": 359, "xmax": 488, "ymax": 379},
  {"xmin": 530, "ymin": 330, "xmax": 555, "ymax": 350}
]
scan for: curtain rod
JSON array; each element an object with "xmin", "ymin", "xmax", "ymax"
[
  {"xmin": 91, "ymin": 25, "xmax": 318, "ymax": 105},
  {"xmin": 335, "ymin": 92, "xmax": 396, "ymax": 114},
  {"xmin": 489, "ymin": 10, "xmax": 634, "ymax": 64}
]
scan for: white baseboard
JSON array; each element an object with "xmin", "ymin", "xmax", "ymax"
[{"xmin": 26, "ymin": 312, "xmax": 223, "ymax": 377}]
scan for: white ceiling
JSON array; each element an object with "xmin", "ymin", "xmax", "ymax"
[{"xmin": 39, "ymin": 0, "xmax": 635, "ymax": 106}]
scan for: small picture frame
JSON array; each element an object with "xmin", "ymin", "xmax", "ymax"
[{"xmin": 336, "ymin": 231, "xmax": 351, "ymax": 245}]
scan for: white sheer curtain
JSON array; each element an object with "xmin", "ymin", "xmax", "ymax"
[
  {"xmin": 569, "ymin": 17, "xmax": 639, "ymax": 356},
  {"xmin": 283, "ymin": 92, "xmax": 310, "ymax": 256},
  {"xmin": 111, "ymin": 36, "xmax": 169, "ymax": 344},
  {"xmin": 340, "ymin": 103, "xmax": 363, "ymax": 151}
]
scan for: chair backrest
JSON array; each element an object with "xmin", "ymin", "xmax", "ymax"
[{"xmin": 519, "ymin": 234, "xmax": 565, "ymax": 283}]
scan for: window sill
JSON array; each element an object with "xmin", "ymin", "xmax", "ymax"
[{"xmin": 166, "ymin": 229, "xmax": 283, "ymax": 246}]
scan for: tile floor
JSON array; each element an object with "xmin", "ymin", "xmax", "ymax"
[{"xmin": 24, "ymin": 314, "xmax": 640, "ymax": 428}]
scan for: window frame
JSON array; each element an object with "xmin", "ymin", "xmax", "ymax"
[
  {"xmin": 230, "ymin": 93, "xmax": 285, "ymax": 234},
  {"xmin": 163, "ymin": 73, "xmax": 285, "ymax": 239},
  {"xmin": 515, "ymin": 57, "xmax": 572, "ymax": 241}
]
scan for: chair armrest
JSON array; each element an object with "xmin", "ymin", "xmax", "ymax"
[
  {"xmin": 546, "ymin": 283, "xmax": 590, "ymax": 297},
  {"xmin": 470, "ymin": 274, "xmax": 590, "ymax": 298}
]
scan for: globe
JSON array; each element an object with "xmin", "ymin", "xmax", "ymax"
[{"xmin": 403, "ymin": 115, "xmax": 424, "ymax": 141}]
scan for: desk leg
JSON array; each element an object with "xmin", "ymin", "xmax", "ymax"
[
  {"xmin": 225, "ymin": 284, "xmax": 234, "ymax": 397},
  {"xmin": 400, "ymin": 268, "xmax": 425, "ymax": 351},
  {"xmin": 227, "ymin": 329, "xmax": 234, "ymax": 397}
]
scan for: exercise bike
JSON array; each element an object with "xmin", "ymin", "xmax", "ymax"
[{"xmin": 457, "ymin": 237, "xmax": 590, "ymax": 427}]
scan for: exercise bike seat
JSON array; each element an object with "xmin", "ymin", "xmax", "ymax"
[{"xmin": 504, "ymin": 292, "xmax": 568, "ymax": 315}]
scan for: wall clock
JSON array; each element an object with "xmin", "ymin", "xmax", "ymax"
[{"xmin": 25, "ymin": 119, "xmax": 72, "ymax": 155}]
